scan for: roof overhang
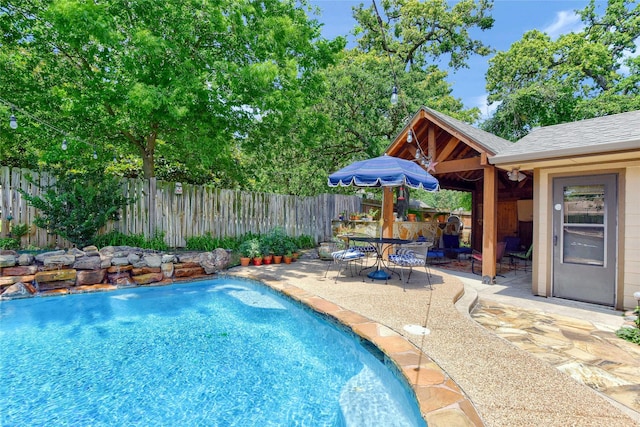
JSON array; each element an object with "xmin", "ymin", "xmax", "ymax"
[{"xmin": 489, "ymin": 138, "xmax": 640, "ymax": 171}]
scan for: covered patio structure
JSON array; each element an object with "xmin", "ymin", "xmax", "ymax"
[{"xmin": 383, "ymin": 107, "xmax": 533, "ymax": 283}]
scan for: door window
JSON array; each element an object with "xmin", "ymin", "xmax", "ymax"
[{"xmin": 562, "ymin": 185, "xmax": 605, "ymax": 266}]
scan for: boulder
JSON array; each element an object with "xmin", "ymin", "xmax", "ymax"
[
  {"xmin": 162, "ymin": 254, "xmax": 176, "ymax": 264},
  {"xmin": 73, "ymin": 256, "xmax": 103, "ymax": 270},
  {"xmin": 174, "ymin": 266, "xmax": 205, "ymax": 278},
  {"xmin": 0, "ymin": 254, "xmax": 16, "ymax": 268},
  {"xmin": 43, "ymin": 255, "xmax": 76, "ymax": 267},
  {"xmin": 144, "ymin": 254, "xmax": 162, "ymax": 268},
  {"xmin": 107, "ymin": 265, "xmax": 132, "ymax": 273},
  {"xmin": 127, "ymin": 253, "xmax": 141, "ymax": 264},
  {"xmin": 2, "ymin": 265, "xmax": 38, "ymax": 276},
  {"xmin": 76, "ymin": 269, "xmax": 106, "ymax": 286},
  {"xmin": 18, "ymin": 253, "xmax": 35, "ymax": 266},
  {"xmin": 111, "ymin": 257, "xmax": 130, "ymax": 266},
  {"xmin": 131, "ymin": 267, "xmax": 161, "ymax": 276},
  {"xmin": 1, "ymin": 282, "xmax": 36, "ymax": 299},
  {"xmin": 67, "ymin": 248, "xmax": 86, "ymax": 258},
  {"xmin": 131, "ymin": 272, "xmax": 164, "ymax": 285},
  {"xmin": 199, "ymin": 249, "xmax": 229, "ymax": 274},
  {"xmin": 35, "ymin": 250, "xmax": 65, "ymax": 263},
  {"xmin": 35, "ymin": 269, "xmax": 76, "ymax": 284},
  {"xmin": 82, "ymin": 245, "xmax": 99, "ymax": 252}
]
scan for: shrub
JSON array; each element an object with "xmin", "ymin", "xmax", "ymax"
[
  {"xmin": 93, "ymin": 230, "xmax": 168, "ymax": 251},
  {"xmin": 186, "ymin": 233, "xmax": 240, "ymax": 252},
  {"xmin": 0, "ymin": 237, "xmax": 19, "ymax": 250},
  {"xmin": 616, "ymin": 326, "xmax": 640, "ymax": 345},
  {"xmin": 20, "ymin": 171, "xmax": 133, "ymax": 247}
]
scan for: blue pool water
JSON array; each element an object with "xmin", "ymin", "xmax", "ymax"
[{"xmin": 0, "ymin": 278, "xmax": 425, "ymax": 426}]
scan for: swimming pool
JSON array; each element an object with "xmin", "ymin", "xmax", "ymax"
[{"xmin": 0, "ymin": 277, "xmax": 425, "ymax": 426}]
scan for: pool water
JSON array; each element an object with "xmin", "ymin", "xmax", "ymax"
[{"xmin": 0, "ymin": 278, "xmax": 425, "ymax": 426}]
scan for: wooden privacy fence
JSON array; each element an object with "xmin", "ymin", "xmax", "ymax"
[{"xmin": 0, "ymin": 167, "xmax": 361, "ymax": 248}]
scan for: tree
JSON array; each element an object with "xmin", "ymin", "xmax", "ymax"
[
  {"xmin": 483, "ymin": 0, "xmax": 640, "ymax": 140},
  {"xmin": 0, "ymin": 0, "xmax": 342, "ymax": 181}
]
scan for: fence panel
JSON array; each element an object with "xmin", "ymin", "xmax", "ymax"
[{"xmin": 0, "ymin": 166, "xmax": 361, "ymax": 248}]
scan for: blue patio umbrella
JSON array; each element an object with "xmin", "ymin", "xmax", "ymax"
[
  {"xmin": 328, "ymin": 154, "xmax": 439, "ymax": 191},
  {"xmin": 328, "ymin": 154, "xmax": 439, "ymax": 280}
]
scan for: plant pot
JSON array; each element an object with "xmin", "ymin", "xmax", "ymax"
[
  {"xmin": 240, "ymin": 257, "xmax": 251, "ymax": 267},
  {"xmin": 407, "ymin": 213, "xmax": 417, "ymax": 222},
  {"xmin": 283, "ymin": 255, "xmax": 292, "ymax": 264},
  {"xmin": 263, "ymin": 255, "xmax": 273, "ymax": 265},
  {"xmin": 252, "ymin": 257, "xmax": 263, "ymax": 266},
  {"xmin": 292, "ymin": 252, "xmax": 299, "ymax": 262},
  {"xmin": 273, "ymin": 255, "xmax": 283, "ymax": 264}
]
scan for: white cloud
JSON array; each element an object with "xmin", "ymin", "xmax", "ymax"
[
  {"xmin": 543, "ymin": 10, "xmax": 584, "ymax": 39},
  {"xmin": 472, "ymin": 95, "xmax": 501, "ymax": 121}
]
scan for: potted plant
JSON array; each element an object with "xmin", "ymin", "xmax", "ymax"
[
  {"xmin": 283, "ymin": 251, "xmax": 293, "ymax": 264},
  {"xmin": 238, "ymin": 239, "xmax": 254, "ymax": 266},
  {"xmin": 260, "ymin": 236, "xmax": 273, "ymax": 265}
]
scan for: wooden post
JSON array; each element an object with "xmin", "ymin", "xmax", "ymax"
[
  {"xmin": 382, "ymin": 187, "xmax": 394, "ymax": 239},
  {"xmin": 482, "ymin": 166, "xmax": 498, "ymax": 282}
]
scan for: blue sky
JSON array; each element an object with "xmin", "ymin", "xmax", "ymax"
[{"xmin": 307, "ymin": 0, "xmax": 599, "ymax": 119}]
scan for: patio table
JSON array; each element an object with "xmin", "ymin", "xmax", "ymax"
[{"xmin": 348, "ymin": 236, "xmax": 413, "ymax": 281}]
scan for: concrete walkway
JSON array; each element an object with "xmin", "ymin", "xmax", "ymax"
[{"xmin": 231, "ymin": 257, "xmax": 640, "ymax": 427}]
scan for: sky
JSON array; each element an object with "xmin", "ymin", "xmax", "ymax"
[{"xmin": 307, "ymin": 0, "xmax": 600, "ymax": 119}]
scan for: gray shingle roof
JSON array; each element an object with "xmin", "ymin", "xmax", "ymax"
[
  {"xmin": 491, "ymin": 110, "xmax": 640, "ymax": 164},
  {"xmin": 422, "ymin": 107, "xmax": 513, "ymax": 155}
]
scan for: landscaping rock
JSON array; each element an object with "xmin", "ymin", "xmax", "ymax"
[
  {"xmin": 1, "ymin": 282, "xmax": 36, "ymax": 299},
  {"xmin": 35, "ymin": 250, "xmax": 65, "ymax": 263},
  {"xmin": 199, "ymin": 249, "xmax": 229, "ymax": 274},
  {"xmin": 132, "ymin": 272, "xmax": 164, "ymax": 285},
  {"xmin": 35, "ymin": 269, "xmax": 77, "ymax": 284},
  {"xmin": 144, "ymin": 254, "xmax": 162, "ymax": 268},
  {"xmin": 111, "ymin": 257, "xmax": 130, "ymax": 266},
  {"xmin": 76, "ymin": 269, "xmax": 106, "ymax": 286},
  {"xmin": 162, "ymin": 254, "xmax": 176, "ymax": 263},
  {"xmin": 0, "ymin": 255, "xmax": 16, "ymax": 268},
  {"xmin": 107, "ymin": 265, "xmax": 133, "ymax": 273},
  {"xmin": 2, "ymin": 265, "xmax": 38, "ymax": 276},
  {"xmin": 43, "ymin": 255, "xmax": 76, "ymax": 267},
  {"xmin": 127, "ymin": 253, "xmax": 141, "ymax": 264},
  {"xmin": 18, "ymin": 253, "xmax": 35, "ymax": 266},
  {"xmin": 161, "ymin": 262, "xmax": 174, "ymax": 279},
  {"xmin": 73, "ymin": 256, "xmax": 103, "ymax": 270}
]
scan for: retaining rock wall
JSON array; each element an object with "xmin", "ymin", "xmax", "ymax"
[{"xmin": 0, "ymin": 246, "xmax": 231, "ymax": 300}]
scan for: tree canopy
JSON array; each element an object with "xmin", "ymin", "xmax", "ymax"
[
  {"xmin": 1, "ymin": 0, "xmax": 343, "ymax": 181},
  {"xmin": 483, "ymin": 0, "xmax": 640, "ymax": 140}
]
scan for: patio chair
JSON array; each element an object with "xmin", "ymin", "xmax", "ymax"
[
  {"xmin": 442, "ymin": 234, "xmax": 472, "ymax": 260},
  {"xmin": 324, "ymin": 247, "xmax": 367, "ymax": 283},
  {"xmin": 509, "ymin": 244, "xmax": 533, "ymax": 273},
  {"xmin": 471, "ymin": 241, "xmax": 507, "ymax": 276},
  {"xmin": 388, "ymin": 241, "xmax": 432, "ymax": 291}
]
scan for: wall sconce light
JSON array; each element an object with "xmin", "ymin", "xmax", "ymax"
[
  {"xmin": 9, "ymin": 114, "xmax": 18, "ymax": 129},
  {"xmin": 406, "ymin": 129, "xmax": 413, "ymax": 143},
  {"xmin": 507, "ymin": 168, "xmax": 526, "ymax": 182}
]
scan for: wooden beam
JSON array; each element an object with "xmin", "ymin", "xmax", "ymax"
[
  {"xmin": 482, "ymin": 166, "xmax": 498, "ymax": 282},
  {"xmin": 428, "ymin": 125, "xmax": 436, "ymax": 160},
  {"xmin": 432, "ymin": 157, "xmax": 483, "ymax": 174},
  {"xmin": 435, "ymin": 136, "xmax": 460, "ymax": 162}
]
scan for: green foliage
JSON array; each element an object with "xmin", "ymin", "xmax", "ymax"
[
  {"xmin": 293, "ymin": 234, "xmax": 315, "ymax": 250},
  {"xmin": 185, "ymin": 233, "xmax": 240, "ymax": 252},
  {"xmin": 9, "ymin": 223, "xmax": 30, "ymax": 239},
  {"xmin": 0, "ymin": 237, "xmax": 19, "ymax": 250},
  {"xmin": 1, "ymin": 0, "xmax": 343, "ymax": 185},
  {"xmin": 483, "ymin": 0, "xmax": 640, "ymax": 139},
  {"xmin": 238, "ymin": 237, "xmax": 262, "ymax": 258},
  {"xmin": 93, "ymin": 230, "xmax": 168, "ymax": 251},
  {"xmin": 616, "ymin": 326, "xmax": 640, "ymax": 345},
  {"xmin": 19, "ymin": 172, "xmax": 133, "ymax": 248}
]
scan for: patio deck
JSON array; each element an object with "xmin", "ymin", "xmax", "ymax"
[{"xmin": 231, "ymin": 255, "xmax": 640, "ymax": 427}]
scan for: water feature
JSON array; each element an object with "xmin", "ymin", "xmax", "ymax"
[{"xmin": 0, "ymin": 277, "xmax": 425, "ymax": 426}]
